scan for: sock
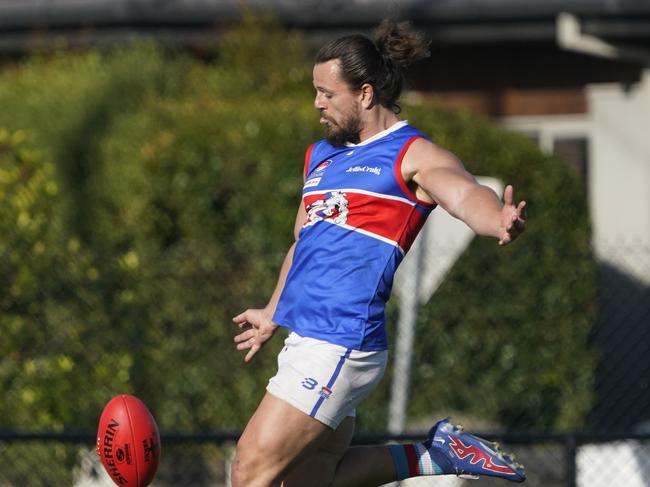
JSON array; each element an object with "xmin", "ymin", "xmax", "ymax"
[{"xmin": 388, "ymin": 442, "xmax": 446, "ymax": 480}]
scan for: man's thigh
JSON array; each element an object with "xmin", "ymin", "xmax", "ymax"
[{"xmin": 234, "ymin": 392, "xmax": 335, "ymax": 484}]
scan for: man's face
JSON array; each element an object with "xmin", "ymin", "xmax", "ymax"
[{"xmin": 313, "ymin": 60, "xmax": 363, "ymax": 147}]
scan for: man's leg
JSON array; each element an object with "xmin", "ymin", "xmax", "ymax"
[
  {"xmin": 284, "ymin": 418, "xmax": 527, "ymax": 487},
  {"xmin": 231, "ymin": 394, "xmax": 398, "ymax": 487},
  {"xmin": 231, "ymin": 398, "xmax": 525, "ymax": 487},
  {"xmin": 283, "ymin": 417, "xmax": 397, "ymax": 487}
]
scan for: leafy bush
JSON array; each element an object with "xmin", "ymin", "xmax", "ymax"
[{"xmin": 0, "ymin": 129, "xmax": 102, "ymax": 485}]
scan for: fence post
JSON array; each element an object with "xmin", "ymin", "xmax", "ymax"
[
  {"xmin": 566, "ymin": 434, "xmax": 577, "ymax": 487},
  {"xmin": 388, "ymin": 224, "xmax": 428, "ymax": 435}
]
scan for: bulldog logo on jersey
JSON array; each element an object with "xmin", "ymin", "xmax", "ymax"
[{"xmin": 305, "ymin": 191, "xmax": 349, "ymax": 227}]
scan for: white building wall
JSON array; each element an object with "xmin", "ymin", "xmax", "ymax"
[{"xmin": 588, "ymin": 69, "xmax": 650, "ymax": 283}]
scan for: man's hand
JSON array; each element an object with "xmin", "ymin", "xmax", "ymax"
[
  {"xmin": 232, "ymin": 308, "xmax": 279, "ymax": 362},
  {"xmin": 498, "ymin": 185, "xmax": 527, "ymax": 246}
]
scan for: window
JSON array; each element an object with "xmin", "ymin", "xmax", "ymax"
[{"xmin": 501, "ymin": 115, "xmax": 590, "ymax": 188}]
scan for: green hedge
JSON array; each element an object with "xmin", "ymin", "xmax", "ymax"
[{"xmin": 0, "ymin": 17, "xmax": 596, "ymax": 452}]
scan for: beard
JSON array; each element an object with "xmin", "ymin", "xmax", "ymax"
[{"xmin": 323, "ymin": 108, "xmax": 362, "ymax": 147}]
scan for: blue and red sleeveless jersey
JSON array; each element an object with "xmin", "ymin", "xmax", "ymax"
[{"xmin": 273, "ymin": 122, "xmax": 436, "ymax": 351}]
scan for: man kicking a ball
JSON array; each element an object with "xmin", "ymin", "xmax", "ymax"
[{"xmin": 232, "ymin": 19, "xmax": 527, "ymax": 487}]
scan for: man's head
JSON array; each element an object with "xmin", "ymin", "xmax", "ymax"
[
  {"xmin": 313, "ymin": 19, "xmax": 430, "ymax": 146},
  {"xmin": 313, "ymin": 59, "xmax": 365, "ymax": 147}
]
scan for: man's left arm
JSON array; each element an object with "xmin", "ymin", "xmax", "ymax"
[{"xmin": 402, "ymin": 138, "xmax": 526, "ymax": 245}]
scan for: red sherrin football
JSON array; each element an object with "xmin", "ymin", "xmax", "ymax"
[{"xmin": 97, "ymin": 394, "xmax": 161, "ymax": 487}]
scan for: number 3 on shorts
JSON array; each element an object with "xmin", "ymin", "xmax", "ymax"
[{"xmin": 301, "ymin": 377, "xmax": 318, "ymax": 390}]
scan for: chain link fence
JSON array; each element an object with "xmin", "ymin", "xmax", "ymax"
[
  {"xmin": 589, "ymin": 244, "xmax": 650, "ymax": 435},
  {"xmin": 2, "ymin": 433, "xmax": 650, "ymax": 486}
]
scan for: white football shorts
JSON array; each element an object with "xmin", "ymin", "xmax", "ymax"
[{"xmin": 266, "ymin": 332, "xmax": 388, "ymax": 429}]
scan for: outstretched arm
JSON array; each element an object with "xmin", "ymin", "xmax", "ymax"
[
  {"xmin": 402, "ymin": 138, "xmax": 526, "ymax": 245},
  {"xmin": 232, "ymin": 203, "xmax": 306, "ymax": 362}
]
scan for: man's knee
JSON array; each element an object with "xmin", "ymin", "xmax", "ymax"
[
  {"xmin": 231, "ymin": 438, "xmax": 277, "ymax": 487},
  {"xmin": 281, "ymin": 418, "xmax": 354, "ymax": 487}
]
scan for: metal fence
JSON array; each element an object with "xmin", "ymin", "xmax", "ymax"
[
  {"xmin": 588, "ymin": 244, "xmax": 650, "ymax": 435},
  {"xmin": 1, "ymin": 431, "xmax": 650, "ymax": 486}
]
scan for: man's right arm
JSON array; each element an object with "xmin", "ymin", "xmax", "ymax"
[
  {"xmin": 232, "ymin": 202, "xmax": 306, "ymax": 362},
  {"xmin": 261, "ymin": 203, "xmax": 306, "ymax": 316}
]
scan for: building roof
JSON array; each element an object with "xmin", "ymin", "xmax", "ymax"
[{"xmin": 1, "ymin": 0, "xmax": 649, "ymax": 60}]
